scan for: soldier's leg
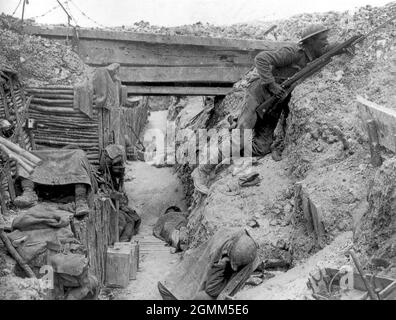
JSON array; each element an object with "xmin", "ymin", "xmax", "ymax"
[
  {"xmin": 14, "ymin": 178, "xmax": 38, "ymax": 208},
  {"xmin": 192, "ymin": 92, "xmax": 258, "ymax": 194},
  {"xmin": 75, "ymin": 184, "xmax": 90, "ymax": 217}
]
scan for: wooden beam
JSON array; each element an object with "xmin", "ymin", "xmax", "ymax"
[
  {"xmin": 78, "ymin": 39, "xmax": 255, "ymax": 67},
  {"xmin": 120, "ymin": 66, "xmax": 248, "ymax": 83},
  {"xmin": 126, "ymin": 85, "xmax": 232, "ymax": 96},
  {"xmin": 366, "ymin": 119, "xmax": 383, "ymax": 167},
  {"xmin": 23, "ymin": 25, "xmax": 290, "ymax": 50},
  {"xmin": 356, "ymin": 95, "xmax": 396, "ymax": 153}
]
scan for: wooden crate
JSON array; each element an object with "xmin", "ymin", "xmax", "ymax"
[
  {"xmin": 105, "ymin": 246, "xmax": 131, "ymax": 288},
  {"xmin": 114, "ymin": 241, "xmax": 139, "ymax": 280}
]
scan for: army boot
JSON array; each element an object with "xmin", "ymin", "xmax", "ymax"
[
  {"xmin": 75, "ymin": 184, "xmax": 90, "ymax": 217},
  {"xmin": 14, "ymin": 178, "xmax": 38, "ymax": 208}
]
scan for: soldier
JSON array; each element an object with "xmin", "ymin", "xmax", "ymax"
[
  {"xmin": 193, "ymin": 230, "xmax": 258, "ymax": 300},
  {"xmin": 158, "ymin": 228, "xmax": 258, "ymax": 300},
  {"xmin": 192, "ymin": 24, "xmax": 350, "ymax": 194}
]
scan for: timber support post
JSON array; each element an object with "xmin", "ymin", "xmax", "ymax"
[{"xmin": 366, "ymin": 119, "xmax": 383, "ymax": 167}]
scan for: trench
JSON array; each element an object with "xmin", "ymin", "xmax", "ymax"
[
  {"xmin": 103, "ymin": 95, "xmax": 306, "ymax": 300},
  {"xmin": 102, "ymin": 92, "xmax": 363, "ymax": 301},
  {"xmin": 107, "ymin": 108, "xmax": 188, "ymax": 300}
]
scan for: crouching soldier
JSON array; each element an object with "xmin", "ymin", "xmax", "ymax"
[
  {"xmin": 99, "ymin": 144, "xmax": 126, "ymax": 192},
  {"xmin": 118, "ymin": 193, "xmax": 141, "ymax": 242},
  {"xmin": 192, "ymin": 24, "xmax": 350, "ymax": 194},
  {"xmin": 158, "ymin": 228, "xmax": 258, "ymax": 300}
]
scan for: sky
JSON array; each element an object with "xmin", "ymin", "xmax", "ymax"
[{"xmin": 0, "ymin": 0, "xmax": 393, "ymax": 27}]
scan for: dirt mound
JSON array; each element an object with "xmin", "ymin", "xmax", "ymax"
[
  {"xmin": 282, "ymin": 2, "xmax": 395, "ymax": 259},
  {"xmin": 354, "ymin": 159, "xmax": 396, "ymax": 266},
  {"xmin": 0, "ymin": 14, "xmax": 91, "ymax": 86}
]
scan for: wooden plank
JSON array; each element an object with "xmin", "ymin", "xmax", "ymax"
[
  {"xmin": 126, "ymin": 85, "xmax": 232, "ymax": 96},
  {"xmin": 356, "ymin": 95, "xmax": 396, "ymax": 153},
  {"xmin": 0, "ymin": 85, "xmax": 10, "ymax": 119},
  {"xmin": 366, "ymin": 120, "xmax": 383, "ymax": 167},
  {"xmin": 0, "ymin": 172, "xmax": 8, "ymax": 215},
  {"xmin": 297, "ymin": 184, "xmax": 313, "ymax": 232},
  {"xmin": 4, "ymin": 161, "xmax": 15, "ymax": 201},
  {"xmin": 120, "ymin": 66, "xmax": 249, "ymax": 83},
  {"xmin": 78, "ymin": 39, "xmax": 255, "ymax": 67},
  {"xmin": 23, "ymin": 25, "xmax": 290, "ymax": 50},
  {"xmin": 309, "ymin": 200, "xmax": 325, "ymax": 247}
]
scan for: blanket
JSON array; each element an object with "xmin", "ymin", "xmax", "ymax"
[{"xmin": 18, "ymin": 149, "xmax": 95, "ymax": 188}]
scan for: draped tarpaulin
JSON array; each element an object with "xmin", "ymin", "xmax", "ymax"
[{"xmin": 18, "ymin": 149, "xmax": 95, "ymax": 189}]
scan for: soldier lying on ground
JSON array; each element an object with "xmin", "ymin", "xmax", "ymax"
[
  {"xmin": 192, "ymin": 24, "xmax": 351, "ymax": 195},
  {"xmin": 153, "ymin": 206, "xmax": 188, "ymax": 251}
]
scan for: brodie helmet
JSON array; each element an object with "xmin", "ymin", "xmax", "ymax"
[{"xmin": 300, "ymin": 24, "xmax": 330, "ymax": 42}]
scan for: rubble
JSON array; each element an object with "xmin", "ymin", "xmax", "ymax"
[{"xmin": 0, "ymin": 14, "xmax": 91, "ymax": 87}]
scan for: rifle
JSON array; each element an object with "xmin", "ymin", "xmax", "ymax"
[
  {"xmin": 126, "ymin": 123, "xmax": 146, "ymax": 151},
  {"xmin": 256, "ymin": 14, "xmax": 396, "ymax": 119}
]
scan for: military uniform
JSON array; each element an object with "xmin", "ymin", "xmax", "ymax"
[
  {"xmin": 236, "ymin": 43, "xmax": 317, "ymax": 156},
  {"xmin": 191, "ymin": 25, "xmax": 342, "ymax": 194}
]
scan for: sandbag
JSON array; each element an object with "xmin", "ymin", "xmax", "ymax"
[
  {"xmin": 12, "ymin": 203, "xmax": 72, "ymax": 231},
  {"xmin": 48, "ymin": 253, "xmax": 88, "ymax": 276},
  {"xmin": 7, "ymin": 227, "xmax": 75, "ymax": 263}
]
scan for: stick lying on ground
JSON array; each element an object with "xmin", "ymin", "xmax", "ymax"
[{"xmin": 0, "ymin": 215, "xmax": 36, "ymax": 278}]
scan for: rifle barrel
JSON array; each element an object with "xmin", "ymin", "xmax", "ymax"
[{"xmin": 353, "ymin": 14, "xmax": 396, "ymax": 46}]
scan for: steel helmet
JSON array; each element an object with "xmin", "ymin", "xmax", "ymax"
[
  {"xmin": 229, "ymin": 234, "xmax": 258, "ymax": 271},
  {"xmin": 0, "ymin": 119, "xmax": 11, "ymax": 130},
  {"xmin": 300, "ymin": 24, "xmax": 330, "ymax": 42}
]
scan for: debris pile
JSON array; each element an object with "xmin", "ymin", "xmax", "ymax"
[
  {"xmin": 354, "ymin": 159, "xmax": 396, "ymax": 270},
  {"xmin": 0, "ymin": 15, "xmax": 91, "ymax": 86}
]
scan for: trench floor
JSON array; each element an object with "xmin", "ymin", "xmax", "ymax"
[{"xmin": 112, "ymin": 111, "xmax": 187, "ymax": 300}]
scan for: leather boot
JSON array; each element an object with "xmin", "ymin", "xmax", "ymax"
[
  {"xmin": 271, "ymin": 149, "xmax": 282, "ymax": 161},
  {"xmin": 75, "ymin": 184, "xmax": 90, "ymax": 217},
  {"xmin": 14, "ymin": 178, "xmax": 38, "ymax": 208}
]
